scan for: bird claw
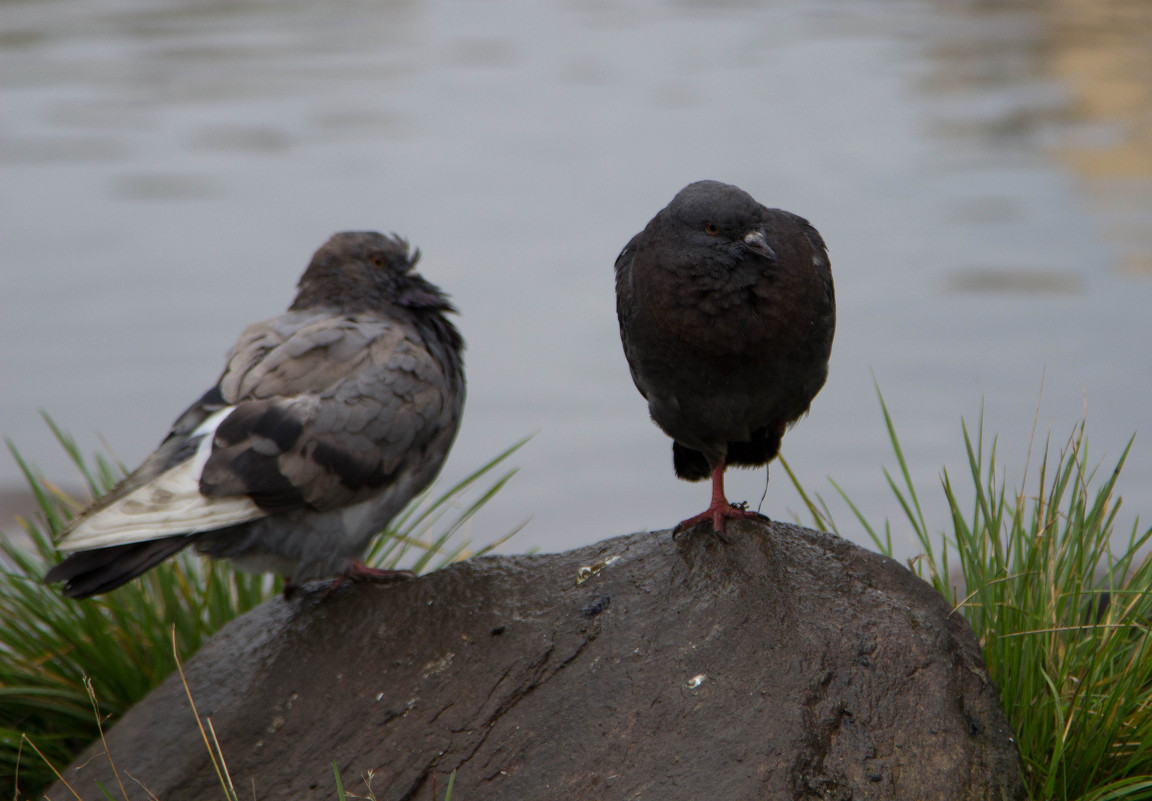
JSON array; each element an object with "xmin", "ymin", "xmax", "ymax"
[
  {"xmin": 672, "ymin": 515, "xmax": 731, "ymax": 544},
  {"xmin": 325, "ymin": 562, "xmax": 415, "ymax": 596},
  {"xmin": 342, "ymin": 561, "xmax": 416, "ymax": 583},
  {"xmin": 284, "ymin": 562, "xmax": 415, "ymax": 600},
  {"xmin": 673, "ymin": 502, "xmax": 762, "ymax": 539}
]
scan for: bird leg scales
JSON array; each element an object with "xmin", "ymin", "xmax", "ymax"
[
  {"xmin": 326, "ymin": 560, "xmax": 415, "ymax": 594},
  {"xmin": 284, "ymin": 561, "xmax": 415, "ymax": 599},
  {"xmin": 673, "ymin": 463, "xmax": 764, "ymax": 535}
]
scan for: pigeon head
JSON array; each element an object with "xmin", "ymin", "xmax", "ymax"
[
  {"xmin": 664, "ymin": 180, "xmax": 777, "ymax": 262},
  {"xmin": 291, "ymin": 231, "xmax": 455, "ymax": 314}
]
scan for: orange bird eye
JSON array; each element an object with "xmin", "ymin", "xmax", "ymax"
[{"xmin": 704, "ymin": 222, "xmax": 720, "ymax": 235}]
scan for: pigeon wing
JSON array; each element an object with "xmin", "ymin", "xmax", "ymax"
[
  {"xmin": 613, "ymin": 233, "xmax": 651, "ymax": 402},
  {"xmin": 55, "ymin": 311, "xmax": 459, "ymax": 551},
  {"xmin": 201, "ymin": 312, "xmax": 460, "ymax": 514},
  {"xmin": 50, "ymin": 317, "xmax": 299, "ymax": 552}
]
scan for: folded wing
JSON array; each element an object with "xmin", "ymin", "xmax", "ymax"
[{"xmin": 54, "ymin": 310, "xmax": 458, "ymax": 553}]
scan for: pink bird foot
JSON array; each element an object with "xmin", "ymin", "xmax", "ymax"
[
  {"xmin": 283, "ymin": 561, "xmax": 415, "ymax": 599},
  {"xmin": 673, "ymin": 464, "xmax": 765, "ymax": 536}
]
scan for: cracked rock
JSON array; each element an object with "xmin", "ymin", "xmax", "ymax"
[{"xmin": 48, "ymin": 521, "xmax": 1024, "ymax": 800}]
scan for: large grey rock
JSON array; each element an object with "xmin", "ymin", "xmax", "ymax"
[{"xmin": 49, "ymin": 521, "xmax": 1024, "ymax": 800}]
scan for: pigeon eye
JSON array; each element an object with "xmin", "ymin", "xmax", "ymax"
[{"xmin": 703, "ymin": 222, "xmax": 721, "ymax": 235}]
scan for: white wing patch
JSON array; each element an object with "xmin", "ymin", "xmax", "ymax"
[{"xmin": 56, "ymin": 408, "xmax": 267, "ymax": 552}]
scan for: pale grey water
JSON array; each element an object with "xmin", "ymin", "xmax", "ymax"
[{"xmin": 2, "ymin": 0, "xmax": 1150, "ymax": 559}]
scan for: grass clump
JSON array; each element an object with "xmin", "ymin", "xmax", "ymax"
[
  {"xmin": 1, "ymin": 416, "xmax": 520, "ymax": 798},
  {"xmin": 786, "ymin": 391, "xmax": 1152, "ymax": 801}
]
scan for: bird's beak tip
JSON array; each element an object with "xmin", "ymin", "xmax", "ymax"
[{"xmin": 743, "ymin": 230, "xmax": 777, "ymax": 260}]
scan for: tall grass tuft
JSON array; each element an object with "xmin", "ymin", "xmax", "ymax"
[
  {"xmin": 1, "ymin": 416, "xmax": 522, "ymax": 797},
  {"xmin": 785, "ymin": 392, "xmax": 1152, "ymax": 800}
]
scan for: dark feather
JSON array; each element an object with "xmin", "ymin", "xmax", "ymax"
[
  {"xmin": 44, "ymin": 537, "xmax": 191, "ymax": 599},
  {"xmin": 309, "ymin": 440, "xmax": 390, "ymax": 493},
  {"xmin": 672, "ymin": 442, "xmax": 710, "ymax": 481},
  {"xmin": 672, "ymin": 423, "xmax": 785, "ymax": 481}
]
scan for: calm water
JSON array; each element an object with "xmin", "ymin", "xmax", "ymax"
[{"xmin": 2, "ymin": 0, "xmax": 1150, "ymax": 559}]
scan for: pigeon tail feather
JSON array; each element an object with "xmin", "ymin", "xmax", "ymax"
[
  {"xmin": 672, "ymin": 442, "xmax": 711, "ymax": 481},
  {"xmin": 672, "ymin": 424, "xmax": 784, "ymax": 481},
  {"xmin": 44, "ymin": 536, "xmax": 192, "ymax": 598}
]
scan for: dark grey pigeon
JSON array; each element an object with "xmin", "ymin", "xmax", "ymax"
[
  {"xmin": 45, "ymin": 231, "xmax": 465, "ymax": 598},
  {"xmin": 615, "ymin": 180, "xmax": 835, "ymax": 533}
]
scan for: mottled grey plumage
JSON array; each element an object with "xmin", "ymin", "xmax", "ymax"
[
  {"xmin": 46, "ymin": 231, "xmax": 465, "ymax": 598},
  {"xmin": 615, "ymin": 180, "xmax": 835, "ymax": 532}
]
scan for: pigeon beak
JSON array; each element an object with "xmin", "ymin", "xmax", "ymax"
[{"xmin": 742, "ymin": 229, "xmax": 777, "ymax": 260}]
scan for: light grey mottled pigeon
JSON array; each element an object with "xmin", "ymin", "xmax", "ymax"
[
  {"xmin": 615, "ymin": 180, "xmax": 835, "ymax": 534},
  {"xmin": 45, "ymin": 231, "xmax": 465, "ymax": 598}
]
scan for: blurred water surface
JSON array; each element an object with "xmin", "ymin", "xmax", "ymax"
[{"xmin": 2, "ymin": 0, "xmax": 1150, "ymax": 558}]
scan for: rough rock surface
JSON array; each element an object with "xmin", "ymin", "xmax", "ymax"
[{"xmin": 50, "ymin": 521, "xmax": 1024, "ymax": 800}]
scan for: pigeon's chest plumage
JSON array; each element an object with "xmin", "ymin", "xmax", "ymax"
[{"xmin": 627, "ymin": 247, "xmax": 797, "ymax": 371}]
